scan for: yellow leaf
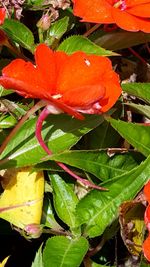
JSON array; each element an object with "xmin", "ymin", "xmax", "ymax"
[
  {"xmin": 0, "ymin": 167, "xmax": 44, "ymax": 229},
  {"xmin": 0, "ymin": 256, "xmax": 9, "ymax": 267}
]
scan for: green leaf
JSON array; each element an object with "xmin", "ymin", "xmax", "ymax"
[
  {"xmin": 92, "ymin": 263, "xmax": 115, "ymax": 267},
  {"xmin": 0, "ymin": 86, "xmax": 13, "ymax": 97},
  {"xmin": 50, "ymin": 174, "xmax": 79, "ymax": 229},
  {"xmin": 31, "ymin": 245, "xmax": 43, "ymax": 267},
  {"xmin": 25, "ymin": 0, "xmax": 44, "ymax": 8},
  {"xmin": 47, "ymin": 17, "xmax": 69, "ymax": 46},
  {"xmin": 76, "ymin": 155, "xmax": 150, "ymax": 237},
  {"xmin": 93, "ymin": 30, "xmax": 150, "ymax": 51},
  {"xmin": 122, "ymin": 83, "xmax": 150, "ymax": 104},
  {"xmin": 108, "ymin": 118, "xmax": 150, "ymax": 157},
  {"xmin": 140, "ymin": 258, "xmax": 150, "ymax": 267},
  {"xmin": 2, "ymin": 19, "xmax": 35, "ymax": 52},
  {"xmin": 43, "ymin": 236, "xmax": 89, "ymax": 267},
  {"xmin": 0, "ymin": 114, "xmax": 103, "ymax": 169},
  {"xmin": 0, "ymin": 115, "xmax": 17, "ymax": 128},
  {"xmin": 57, "ymin": 35, "xmax": 117, "ymax": 56},
  {"xmin": 47, "ymin": 150, "xmax": 139, "ymax": 181},
  {"xmin": 125, "ymin": 103, "xmax": 150, "ymax": 119},
  {"xmin": 41, "ymin": 196, "xmax": 61, "ymax": 230}
]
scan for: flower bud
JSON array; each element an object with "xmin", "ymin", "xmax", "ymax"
[
  {"xmin": 37, "ymin": 14, "xmax": 51, "ymax": 31},
  {"xmin": 24, "ymin": 224, "xmax": 43, "ymax": 238}
]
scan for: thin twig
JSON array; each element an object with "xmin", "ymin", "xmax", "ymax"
[
  {"xmin": 83, "ymin": 24, "xmax": 101, "ymax": 37},
  {"xmin": 128, "ymin": 47, "xmax": 147, "ymax": 65},
  {"xmin": 83, "ymin": 257, "xmax": 92, "ymax": 267},
  {"xmin": 87, "ymin": 237, "xmax": 105, "ymax": 257},
  {"xmin": 145, "ymin": 42, "xmax": 150, "ymax": 54}
]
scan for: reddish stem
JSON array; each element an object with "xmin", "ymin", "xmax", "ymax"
[
  {"xmin": 128, "ymin": 47, "xmax": 147, "ymax": 65},
  {"xmin": 145, "ymin": 43, "xmax": 150, "ymax": 54},
  {"xmin": 35, "ymin": 104, "xmax": 107, "ymax": 191}
]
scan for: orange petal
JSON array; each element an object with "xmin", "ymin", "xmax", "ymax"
[
  {"xmin": 112, "ymin": 8, "xmax": 139, "ymax": 31},
  {"xmin": 57, "ymin": 52, "xmax": 112, "ymax": 107},
  {"xmin": 54, "ymin": 50, "xmax": 68, "ymax": 75},
  {"xmin": 60, "ymin": 84, "xmax": 105, "ymax": 107},
  {"xmin": 127, "ymin": 3, "xmax": 150, "ymax": 17},
  {"xmin": 0, "ymin": 76, "xmax": 52, "ymax": 100},
  {"xmin": 57, "ymin": 52, "xmax": 112, "ymax": 93},
  {"xmin": 143, "ymin": 235, "xmax": 150, "ymax": 262},
  {"xmin": 107, "ymin": 0, "xmax": 114, "ymax": 4},
  {"xmin": 144, "ymin": 205, "xmax": 150, "ymax": 231},
  {"xmin": 144, "ymin": 180, "xmax": 150, "ymax": 203},
  {"xmin": 73, "ymin": 0, "xmax": 114, "ymax": 23},
  {"xmin": 57, "ymin": 52, "xmax": 121, "ymax": 110},
  {"xmin": 137, "ymin": 18, "xmax": 150, "ymax": 33},
  {"xmin": 112, "ymin": 5, "xmax": 150, "ymax": 33},
  {"xmin": 0, "ymin": 8, "xmax": 5, "ymax": 25},
  {"xmin": 99, "ymin": 71, "xmax": 121, "ymax": 112},
  {"xmin": 1, "ymin": 59, "xmax": 51, "ymax": 99},
  {"xmin": 126, "ymin": 0, "xmax": 150, "ymax": 7},
  {"xmin": 35, "ymin": 44, "xmax": 68, "ymax": 95},
  {"xmin": 35, "ymin": 44, "xmax": 56, "ymax": 93}
]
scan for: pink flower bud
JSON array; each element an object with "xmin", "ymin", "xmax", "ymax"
[
  {"xmin": 24, "ymin": 224, "xmax": 43, "ymax": 238},
  {"xmin": 37, "ymin": 14, "xmax": 51, "ymax": 31}
]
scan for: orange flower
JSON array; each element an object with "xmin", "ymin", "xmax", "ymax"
[
  {"xmin": 73, "ymin": 0, "xmax": 150, "ymax": 32},
  {"xmin": 0, "ymin": 8, "xmax": 5, "ymax": 25},
  {"xmin": 0, "ymin": 44, "xmax": 121, "ymax": 116},
  {"xmin": 144, "ymin": 180, "xmax": 150, "ymax": 203},
  {"xmin": 144, "ymin": 205, "xmax": 150, "ymax": 232},
  {"xmin": 143, "ymin": 180, "xmax": 150, "ymax": 261},
  {"xmin": 143, "ymin": 235, "xmax": 150, "ymax": 262},
  {"xmin": 0, "ymin": 8, "xmax": 7, "ymax": 45},
  {"xmin": 144, "ymin": 181, "xmax": 150, "ymax": 232}
]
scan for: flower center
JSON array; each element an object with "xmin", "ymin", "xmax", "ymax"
[
  {"xmin": 113, "ymin": 0, "xmax": 126, "ymax": 10},
  {"xmin": 52, "ymin": 94, "xmax": 62, "ymax": 99}
]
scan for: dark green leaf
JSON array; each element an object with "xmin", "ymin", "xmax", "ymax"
[
  {"xmin": 76, "ymin": 156, "xmax": 150, "ymax": 237},
  {"xmin": 84, "ymin": 120, "xmax": 121, "ymax": 149},
  {"xmin": 58, "ymin": 35, "xmax": 117, "ymax": 56},
  {"xmin": 108, "ymin": 118, "xmax": 150, "ymax": 157},
  {"xmin": 93, "ymin": 30, "xmax": 150, "ymax": 51},
  {"xmin": 43, "ymin": 236, "xmax": 89, "ymax": 267}
]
